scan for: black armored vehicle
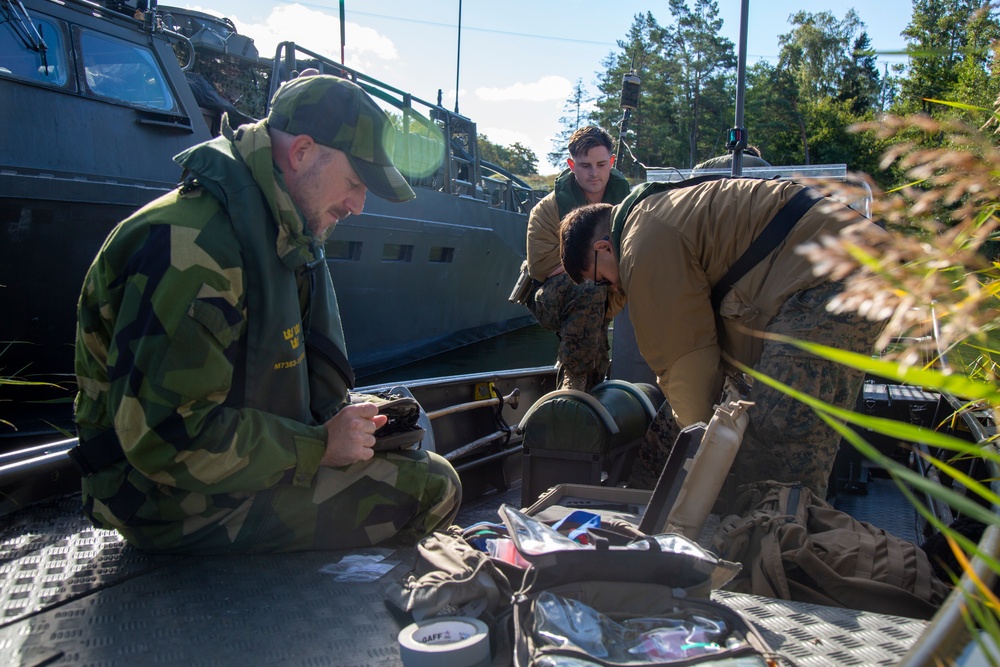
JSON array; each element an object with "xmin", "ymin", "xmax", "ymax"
[{"xmin": 0, "ymin": 0, "xmax": 541, "ymax": 439}]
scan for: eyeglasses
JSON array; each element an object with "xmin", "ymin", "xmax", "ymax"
[{"xmin": 593, "ymin": 249, "xmax": 612, "ymax": 287}]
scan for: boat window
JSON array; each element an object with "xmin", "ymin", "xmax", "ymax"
[
  {"xmin": 0, "ymin": 16, "xmax": 68, "ymax": 86},
  {"xmin": 327, "ymin": 240, "xmax": 362, "ymax": 261},
  {"xmin": 429, "ymin": 247, "xmax": 455, "ymax": 263},
  {"xmin": 80, "ymin": 30, "xmax": 174, "ymax": 110},
  {"xmin": 382, "ymin": 244, "xmax": 413, "ymax": 262}
]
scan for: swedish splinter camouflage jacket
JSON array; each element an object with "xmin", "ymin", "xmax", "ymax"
[{"xmin": 74, "ymin": 120, "xmax": 352, "ymax": 530}]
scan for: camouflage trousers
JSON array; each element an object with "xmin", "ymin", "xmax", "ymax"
[
  {"xmin": 527, "ymin": 272, "xmax": 610, "ymax": 392},
  {"xmin": 627, "ymin": 281, "xmax": 885, "ymax": 506},
  {"xmin": 107, "ymin": 450, "xmax": 461, "ymax": 554}
]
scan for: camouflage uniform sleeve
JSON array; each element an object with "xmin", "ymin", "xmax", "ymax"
[{"xmin": 76, "ymin": 191, "xmax": 326, "ymax": 494}]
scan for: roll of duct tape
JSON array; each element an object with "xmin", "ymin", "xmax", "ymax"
[{"xmin": 397, "ymin": 616, "xmax": 491, "ymax": 667}]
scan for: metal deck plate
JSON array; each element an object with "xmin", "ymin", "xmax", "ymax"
[
  {"xmin": 715, "ymin": 590, "xmax": 926, "ymax": 666},
  {"xmin": 1, "ymin": 486, "xmax": 931, "ymax": 666},
  {"xmin": 1, "ymin": 496, "xmax": 416, "ymax": 666},
  {"xmin": 835, "ymin": 476, "xmax": 922, "ymax": 544}
]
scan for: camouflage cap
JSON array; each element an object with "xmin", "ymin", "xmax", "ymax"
[{"xmin": 267, "ymin": 75, "xmax": 415, "ymax": 203}]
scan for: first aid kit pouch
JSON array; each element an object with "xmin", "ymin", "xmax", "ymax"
[{"xmin": 497, "ymin": 504, "xmax": 774, "ymax": 666}]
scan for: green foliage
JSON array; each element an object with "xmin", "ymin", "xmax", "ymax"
[
  {"xmin": 1, "ymin": 343, "xmax": 67, "ymax": 432},
  {"xmin": 579, "ymin": 0, "xmax": 999, "ymax": 191},
  {"xmin": 779, "ymin": 9, "xmax": 867, "ymax": 104},
  {"xmin": 839, "ymin": 32, "xmax": 883, "ymax": 114},
  {"xmin": 590, "ymin": 12, "xmax": 676, "ymax": 178},
  {"xmin": 897, "ymin": 0, "xmax": 998, "ymax": 115},
  {"xmin": 478, "ymin": 134, "xmax": 539, "ymax": 176},
  {"xmin": 791, "ymin": 103, "xmax": 1000, "ymax": 656},
  {"xmin": 667, "ymin": 0, "xmax": 737, "ymax": 167},
  {"xmin": 743, "ymin": 62, "xmax": 802, "ymax": 164},
  {"xmin": 804, "ymin": 98, "xmax": 867, "ymax": 166}
]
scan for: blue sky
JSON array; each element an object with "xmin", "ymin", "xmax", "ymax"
[{"xmin": 185, "ymin": 1, "xmax": 915, "ymax": 173}]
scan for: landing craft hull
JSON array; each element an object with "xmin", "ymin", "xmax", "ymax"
[
  {"xmin": 331, "ymin": 191, "xmax": 534, "ymax": 375},
  {"xmin": 0, "ymin": 185, "xmax": 533, "ymax": 387},
  {"xmin": 0, "ymin": 0, "xmax": 539, "ymax": 435}
]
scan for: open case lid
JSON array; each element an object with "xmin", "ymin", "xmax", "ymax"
[{"xmin": 498, "ymin": 504, "xmax": 740, "ymax": 594}]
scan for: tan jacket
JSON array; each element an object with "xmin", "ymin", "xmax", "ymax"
[
  {"xmin": 526, "ymin": 191, "xmax": 562, "ymax": 282},
  {"xmin": 617, "ymin": 177, "xmax": 884, "ymax": 426},
  {"xmin": 528, "ymin": 193, "xmax": 628, "ymax": 318}
]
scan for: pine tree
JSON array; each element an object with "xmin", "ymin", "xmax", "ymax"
[
  {"xmin": 666, "ymin": 0, "xmax": 737, "ymax": 167},
  {"xmin": 547, "ymin": 79, "xmax": 589, "ymax": 168},
  {"xmin": 838, "ymin": 32, "xmax": 882, "ymax": 115},
  {"xmin": 590, "ymin": 12, "xmax": 678, "ymax": 177}
]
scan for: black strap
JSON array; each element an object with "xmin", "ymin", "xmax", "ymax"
[
  {"xmin": 610, "ymin": 174, "xmax": 731, "ymax": 254},
  {"xmin": 786, "ymin": 484, "xmax": 802, "ymax": 520},
  {"xmin": 710, "ymin": 187, "xmax": 821, "ymax": 310},
  {"xmin": 67, "ymin": 430, "xmax": 126, "ymax": 476},
  {"xmin": 306, "ymin": 329, "xmax": 356, "ymax": 389}
]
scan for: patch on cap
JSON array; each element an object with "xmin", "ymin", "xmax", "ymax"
[{"xmin": 268, "ymin": 75, "xmax": 415, "ymax": 203}]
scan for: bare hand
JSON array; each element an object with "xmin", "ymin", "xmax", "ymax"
[{"xmin": 319, "ymin": 403, "xmax": 389, "ymax": 468}]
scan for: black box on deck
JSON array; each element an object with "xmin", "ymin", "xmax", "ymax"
[
  {"xmin": 521, "ymin": 441, "xmax": 639, "ymax": 508},
  {"xmin": 835, "ymin": 382, "xmax": 943, "ymax": 495},
  {"xmin": 860, "ymin": 382, "xmax": 941, "ymax": 427}
]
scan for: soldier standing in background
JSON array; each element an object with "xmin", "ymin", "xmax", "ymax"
[
  {"xmin": 524, "ymin": 125, "xmax": 631, "ymax": 391},
  {"xmin": 692, "ymin": 144, "xmax": 771, "ymax": 172}
]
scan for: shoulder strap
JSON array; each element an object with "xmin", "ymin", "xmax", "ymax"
[
  {"xmin": 710, "ymin": 186, "xmax": 821, "ymax": 309},
  {"xmin": 609, "ymin": 174, "xmax": 730, "ymax": 255}
]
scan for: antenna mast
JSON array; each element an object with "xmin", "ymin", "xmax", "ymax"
[{"xmin": 727, "ymin": 0, "xmax": 750, "ymax": 176}]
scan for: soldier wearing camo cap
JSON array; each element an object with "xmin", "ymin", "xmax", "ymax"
[{"xmin": 71, "ymin": 73, "xmax": 461, "ymax": 554}]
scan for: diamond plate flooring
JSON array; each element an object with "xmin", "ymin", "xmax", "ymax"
[{"xmin": 0, "ymin": 482, "xmax": 932, "ymax": 666}]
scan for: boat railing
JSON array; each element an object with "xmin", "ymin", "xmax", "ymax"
[
  {"xmin": 151, "ymin": 7, "xmax": 540, "ymax": 215},
  {"xmin": 646, "ymin": 163, "xmax": 873, "ymax": 218},
  {"xmin": 481, "ymin": 160, "xmax": 540, "ymax": 214},
  {"xmin": 264, "ymin": 40, "xmax": 538, "ymax": 215}
]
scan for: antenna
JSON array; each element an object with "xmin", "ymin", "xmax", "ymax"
[
  {"xmin": 454, "ymin": 0, "xmax": 462, "ymax": 114},
  {"xmin": 616, "ymin": 56, "xmax": 641, "ymax": 168},
  {"xmin": 339, "ymin": 0, "xmax": 345, "ymax": 64},
  {"xmin": 727, "ymin": 0, "xmax": 750, "ymax": 176}
]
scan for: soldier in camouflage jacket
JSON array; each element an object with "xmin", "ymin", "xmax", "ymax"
[{"xmin": 72, "ymin": 74, "xmax": 461, "ymax": 554}]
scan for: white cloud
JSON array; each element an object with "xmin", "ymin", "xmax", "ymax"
[
  {"xmin": 481, "ymin": 127, "xmax": 533, "ymax": 148},
  {"xmin": 190, "ymin": 4, "xmax": 397, "ymax": 71},
  {"xmin": 476, "ymin": 76, "xmax": 572, "ymax": 103}
]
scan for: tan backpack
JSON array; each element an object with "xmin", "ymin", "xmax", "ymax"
[{"xmin": 711, "ymin": 481, "xmax": 951, "ymax": 619}]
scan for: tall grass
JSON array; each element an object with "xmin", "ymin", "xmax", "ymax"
[
  {"xmin": 0, "ymin": 341, "xmax": 69, "ymax": 432},
  {"xmin": 791, "ymin": 101, "xmax": 1000, "ymax": 662}
]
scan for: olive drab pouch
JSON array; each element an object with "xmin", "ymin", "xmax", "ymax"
[
  {"xmin": 711, "ymin": 481, "xmax": 951, "ymax": 620},
  {"xmin": 499, "ymin": 505, "xmax": 776, "ymax": 667},
  {"xmin": 384, "ymin": 524, "xmax": 514, "ymax": 622},
  {"xmin": 509, "ymin": 260, "xmax": 540, "ymax": 306},
  {"xmin": 349, "ymin": 390, "xmax": 426, "ymax": 451}
]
